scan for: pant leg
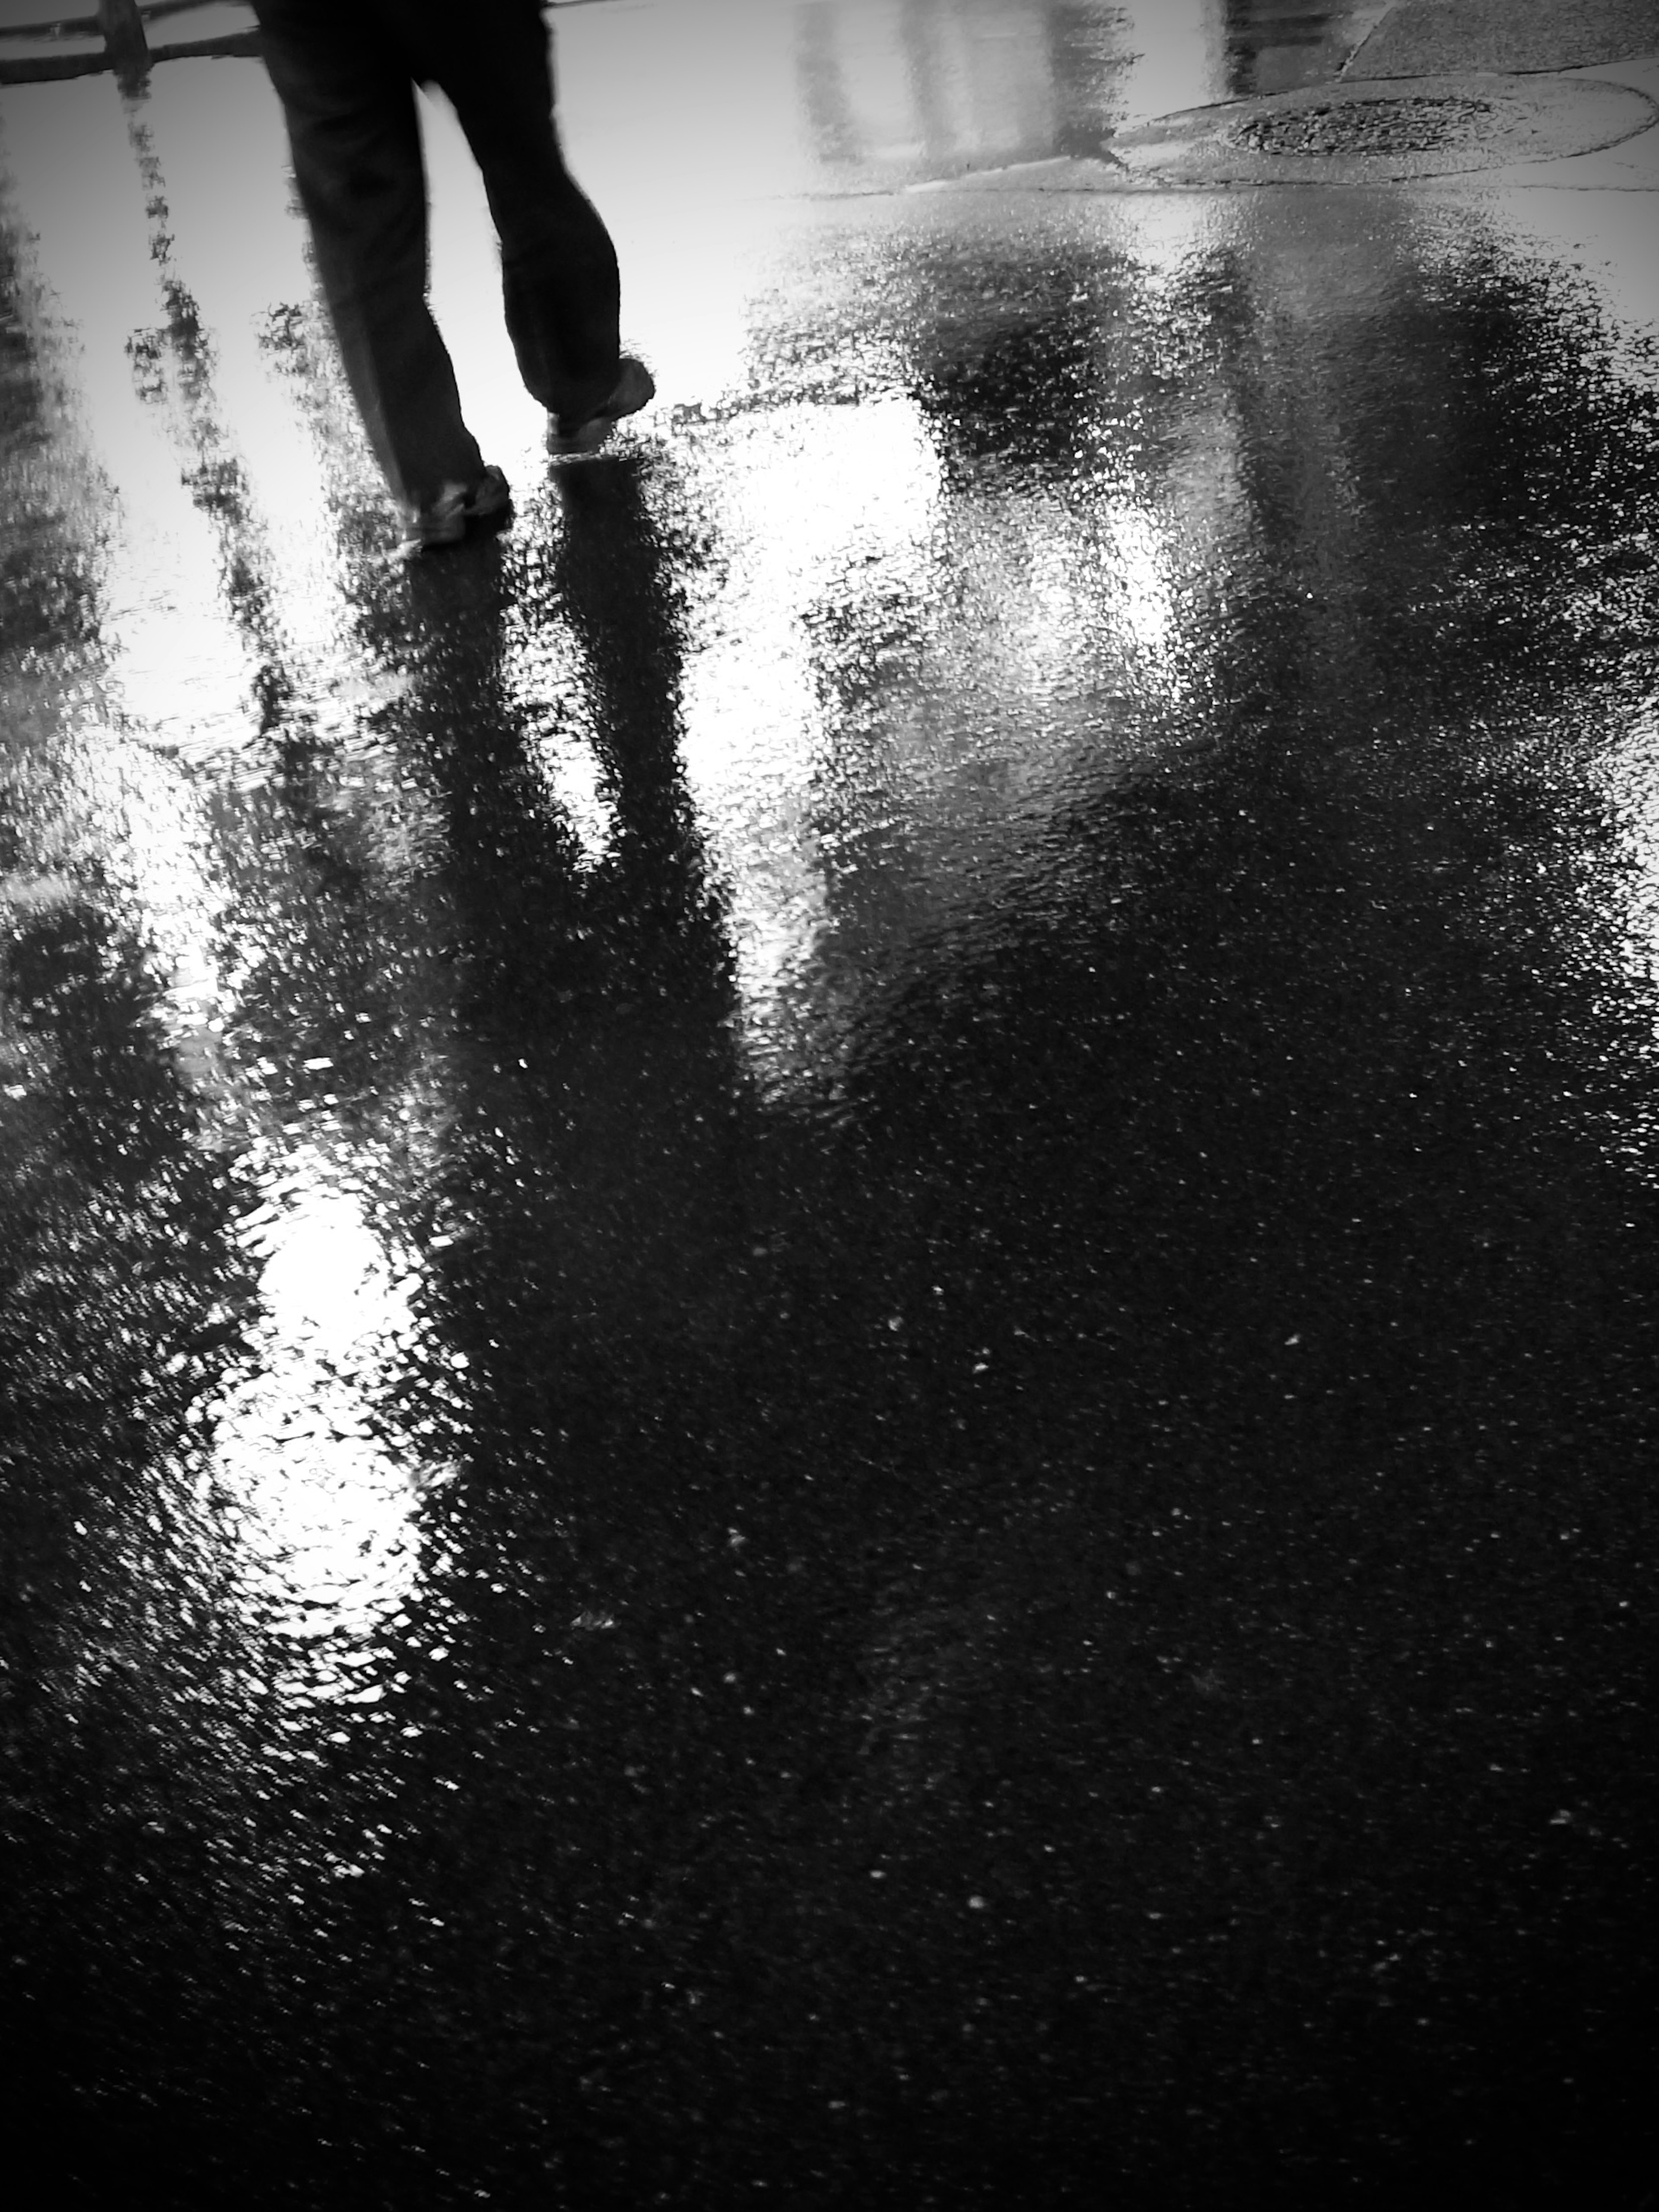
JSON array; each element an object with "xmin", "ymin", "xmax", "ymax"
[
  {"xmin": 251, "ymin": 0, "xmax": 483, "ymax": 510},
  {"xmin": 371, "ymin": 0, "xmax": 622, "ymax": 426}
]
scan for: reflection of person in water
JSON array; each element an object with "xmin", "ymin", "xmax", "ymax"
[
  {"xmin": 312, "ymin": 462, "xmax": 779, "ymax": 2196},
  {"xmin": 250, "ymin": 0, "xmax": 655, "ymax": 555},
  {"xmin": 397, "ymin": 454, "xmax": 744, "ymax": 1449}
]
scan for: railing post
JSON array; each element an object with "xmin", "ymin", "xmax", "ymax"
[{"xmin": 97, "ymin": 0, "xmax": 150, "ymax": 90}]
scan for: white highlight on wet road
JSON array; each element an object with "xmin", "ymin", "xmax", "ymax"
[
  {"xmin": 1113, "ymin": 0, "xmax": 1227, "ymax": 127},
  {"xmin": 676, "ymin": 390, "xmax": 943, "ymax": 1091},
  {"xmin": 213, "ymin": 1164, "xmax": 435, "ymax": 1688}
]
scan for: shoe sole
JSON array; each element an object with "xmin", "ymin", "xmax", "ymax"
[
  {"xmin": 548, "ymin": 360, "xmax": 656, "ymax": 459},
  {"xmin": 396, "ymin": 467, "xmax": 513, "ymax": 559}
]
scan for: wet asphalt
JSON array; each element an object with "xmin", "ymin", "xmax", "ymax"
[{"xmin": 2, "ymin": 3, "xmax": 1659, "ymax": 2206}]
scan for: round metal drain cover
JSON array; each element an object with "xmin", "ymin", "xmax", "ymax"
[
  {"xmin": 1233, "ymin": 94, "xmax": 1494, "ymax": 159},
  {"xmin": 1102, "ymin": 70, "xmax": 1659, "ymax": 184}
]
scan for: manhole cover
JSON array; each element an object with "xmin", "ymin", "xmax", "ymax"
[
  {"xmin": 1093, "ymin": 70, "xmax": 1659, "ymax": 186},
  {"xmin": 1233, "ymin": 94, "xmax": 1494, "ymax": 159}
]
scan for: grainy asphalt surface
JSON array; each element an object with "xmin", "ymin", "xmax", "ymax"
[{"xmin": 2, "ymin": 3, "xmax": 1657, "ymax": 2205}]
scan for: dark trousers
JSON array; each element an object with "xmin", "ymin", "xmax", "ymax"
[{"xmin": 251, "ymin": 0, "xmax": 622, "ymax": 509}]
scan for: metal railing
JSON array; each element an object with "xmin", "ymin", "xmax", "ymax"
[
  {"xmin": 0, "ymin": 0, "xmax": 261, "ymax": 88},
  {"xmin": 0, "ymin": 0, "xmax": 612, "ymax": 89}
]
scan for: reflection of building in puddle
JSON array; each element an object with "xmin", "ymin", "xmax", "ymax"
[
  {"xmin": 212, "ymin": 1160, "xmax": 454, "ymax": 1705},
  {"xmin": 793, "ymin": 0, "xmax": 1230, "ymax": 176},
  {"xmin": 788, "ymin": 0, "xmax": 1403, "ymax": 171},
  {"xmin": 674, "ymin": 207, "xmax": 1245, "ymax": 1098},
  {"xmin": 821, "ymin": 0, "xmax": 1061, "ymax": 169},
  {"xmin": 676, "ymin": 393, "xmax": 942, "ymax": 1091},
  {"xmin": 0, "ymin": 59, "xmax": 381, "ymax": 721}
]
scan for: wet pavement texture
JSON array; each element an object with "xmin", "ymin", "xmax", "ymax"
[
  {"xmin": 2, "ymin": 2, "xmax": 1659, "ymax": 2207},
  {"xmin": 1345, "ymin": 0, "xmax": 1659, "ymax": 79}
]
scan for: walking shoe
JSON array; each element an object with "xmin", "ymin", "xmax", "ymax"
[
  {"xmin": 397, "ymin": 464, "xmax": 512, "ymax": 557},
  {"xmin": 547, "ymin": 356, "xmax": 656, "ymax": 458}
]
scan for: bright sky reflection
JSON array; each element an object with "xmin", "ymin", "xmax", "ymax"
[
  {"xmin": 501, "ymin": 601, "xmax": 619, "ymax": 871},
  {"xmin": 1113, "ymin": 0, "xmax": 1225, "ymax": 126},
  {"xmin": 677, "ymin": 393, "xmax": 944, "ymax": 1090},
  {"xmin": 3, "ymin": 16, "xmax": 1238, "ymax": 1444},
  {"xmin": 1101, "ymin": 498, "xmax": 1181, "ymax": 671},
  {"xmin": 211, "ymin": 1163, "xmax": 439, "ymax": 1695},
  {"xmin": 1592, "ymin": 704, "xmax": 1659, "ymax": 1007}
]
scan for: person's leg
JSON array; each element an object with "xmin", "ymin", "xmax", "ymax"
[
  {"xmin": 251, "ymin": 0, "xmax": 485, "ymax": 513},
  {"xmin": 381, "ymin": 0, "xmax": 624, "ymax": 427}
]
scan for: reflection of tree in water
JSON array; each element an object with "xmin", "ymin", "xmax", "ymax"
[
  {"xmin": 1, "ymin": 192, "xmax": 254, "ymax": 2193},
  {"xmin": 0, "ymin": 887, "xmax": 289, "ymax": 2201},
  {"xmin": 0, "ymin": 190, "xmax": 392, "ymax": 2199}
]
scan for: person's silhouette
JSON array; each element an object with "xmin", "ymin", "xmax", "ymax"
[{"xmin": 250, "ymin": 0, "xmax": 654, "ymax": 552}]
